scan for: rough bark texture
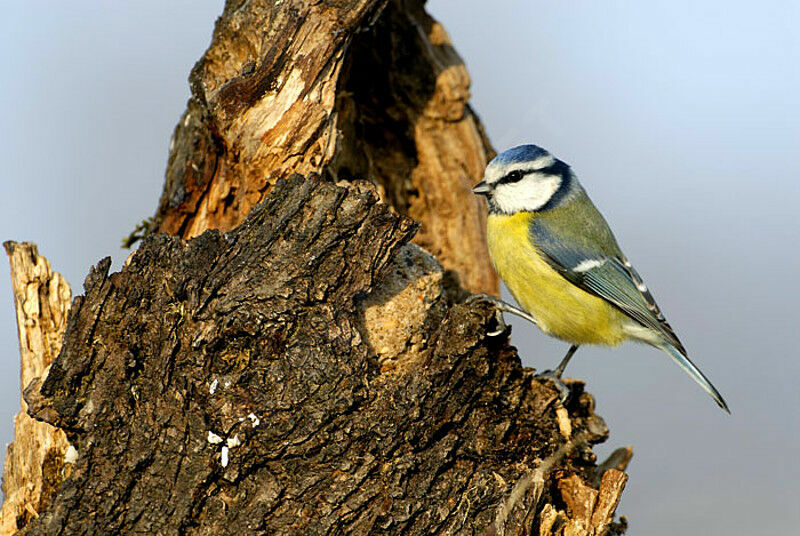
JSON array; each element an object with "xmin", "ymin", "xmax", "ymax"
[
  {"xmin": 147, "ymin": 0, "xmax": 497, "ymax": 295},
  {"xmin": 16, "ymin": 177, "xmax": 626, "ymax": 535},
  {"xmin": 1, "ymin": 243, "xmax": 72, "ymax": 535},
  {"xmin": 2, "ymin": 1, "xmax": 633, "ymax": 533}
]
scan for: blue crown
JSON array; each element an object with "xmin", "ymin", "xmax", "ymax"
[{"xmin": 490, "ymin": 144, "xmax": 551, "ymax": 166}]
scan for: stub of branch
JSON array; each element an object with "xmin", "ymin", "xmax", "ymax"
[
  {"xmin": 593, "ymin": 446, "xmax": 633, "ymax": 487},
  {"xmin": 1, "ymin": 242, "xmax": 72, "ymax": 535},
  {"xmin": 14, "ymin": 176, "xmax": 627, "ymax": 534}
]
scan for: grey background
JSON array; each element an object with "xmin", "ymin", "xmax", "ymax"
[{"xmin": 1, "ymin": 1, "xmax": 798, "ymax": 534}]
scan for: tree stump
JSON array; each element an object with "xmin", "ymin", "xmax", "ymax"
[{"xmin": 2, "ymin": 1, "xmax": 630, "ymax": 534}]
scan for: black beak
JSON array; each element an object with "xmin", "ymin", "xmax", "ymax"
[{"xmin": 472, "ymin": 180, "xmax": 491, "ymax": 196}]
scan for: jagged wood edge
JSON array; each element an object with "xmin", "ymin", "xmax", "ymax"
[
  {"xmin": 17, "ymin": 176, "xmax": 626, "ymax": 534},
  {"xmin": 1, "ymin": 243, "xmax": 72, "ymax": 535}
]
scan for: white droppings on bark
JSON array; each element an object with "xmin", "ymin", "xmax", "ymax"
[
  {"xmin": 248, "ymin": 413, "xmax": 260, "ymax": 427},
  {"xmin": 64, "ymin": 445, "xmax": 79, "ymax": 464}
]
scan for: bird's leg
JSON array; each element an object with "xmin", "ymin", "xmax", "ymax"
[
  {"xmin": 536, "ymin": 345, "xmax": 580, "ymax": 403},
  {"xmin": 465, "ymin": 293, "xmax": 539, "ymax": 336},
  {"xmin": 553, "ymin": 344, "xmax": 579, "ymax": 378},
  {"xmin": 466, "ymin": 293, "xmax": 576, "ymax": 402}
]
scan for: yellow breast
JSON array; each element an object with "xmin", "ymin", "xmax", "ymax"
[{"xmin": 486, "ymin": 212, "xmax": 628, "ymax": 346}]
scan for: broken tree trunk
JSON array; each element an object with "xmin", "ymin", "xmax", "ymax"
[
  {"xmin": 145, "ymin": 0, "xmax": 497, "ymax": 296},
  {"xmin": 2, "ymin": 0, "xmax": 631, "ymax": 534},
  {"xmin": 11, "ymin": 177, "xmax": 627, "ymax": 534},
  {"xmin": 1, "ymin": 243, "xmax": 71, "ymax": 534}
]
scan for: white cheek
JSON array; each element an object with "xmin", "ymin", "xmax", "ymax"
[{"xmin": 493, "ymin": 175, "xmax": 561, "ymax": 213}]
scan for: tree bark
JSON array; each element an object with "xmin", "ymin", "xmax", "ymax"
[
  {"xmin": 3, "ymin": 1, "xmax": 632, "ymax": 534},
  {"xmin": 146, "ymin": 0, "xmax": 497, "ymax": 296},
  {"xmin": 14, "ymin": 177, "xmax": 625, "ymax": 535}
]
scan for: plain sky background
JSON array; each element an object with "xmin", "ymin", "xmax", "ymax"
[{"xmin": 1, "ymin": 1, "xmax": 798, "ymax": 534}]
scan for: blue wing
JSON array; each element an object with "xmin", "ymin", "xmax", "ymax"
[
  {"xmin": 529, "ymin": 214, "xmax": 686, "ymax": 354},
  {"xmin": 529, "ymin": 201, "xmax": 729, "ymax": 411}
]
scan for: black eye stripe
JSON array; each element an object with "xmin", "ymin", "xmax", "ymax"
[
  {"xmin": 496, "ymin": 161, "xmax": 569, "ymax": 186},
  {"xmin": 497, "ymin": 169, "xmax": 532, "ymax": 185}
]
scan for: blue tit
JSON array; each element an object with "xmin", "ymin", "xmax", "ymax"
[{"xmin": 472, "ymin": 144, "xmax": 729, "ymax": 412}]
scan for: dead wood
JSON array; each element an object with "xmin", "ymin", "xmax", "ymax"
[
  {"xmin": 1, "ymin": 243, "xmax": 72, "ymax": 535},
  {"xmin": 7, "ymin": 177, "xmax": 626, "ymax": 535},
  {"xmin": 2, "ymin": 1, "xmax": 631, "ymax": 534},
  {"xmin": 148, "ymin": 0, "xmax": 497, "ymax": 295}
]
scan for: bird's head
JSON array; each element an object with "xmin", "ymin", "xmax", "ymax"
[{"xmin": 473, "ymin": 144, "xmax": 575, "ymax": 214}]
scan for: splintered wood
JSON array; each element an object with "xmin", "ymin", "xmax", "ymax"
[
  {"xmin": 0, "ymin": 242, "xmax": 72, "ymax": 535},
  {"xmin": 538, "ymin": 470, "xmax": 628, "ymax": 536}
]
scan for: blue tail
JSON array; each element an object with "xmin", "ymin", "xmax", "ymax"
[{"xmin": 661, "ymin": 344, "xmax": 730, "ymax": 413}]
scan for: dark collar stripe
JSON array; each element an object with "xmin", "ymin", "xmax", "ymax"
[{"xmin": 536, "ymin": 161, "xmax": 572, "ymax": 212}]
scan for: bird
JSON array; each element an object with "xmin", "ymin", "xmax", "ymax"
[{"xmin": 471, "ymin": 144, "xmax": 729, "ymax": 412}]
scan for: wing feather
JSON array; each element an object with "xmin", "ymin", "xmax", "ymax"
[{"xmin": 530, "ymin": 209, "xmax": 685, "ymax": 354}]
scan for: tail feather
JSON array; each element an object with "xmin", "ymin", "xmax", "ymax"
[{"xmin": 662, "ymin": 344, "xmax": 730, "ymax": 413}]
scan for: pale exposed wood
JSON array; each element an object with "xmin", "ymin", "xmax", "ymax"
[
  {"xmin": 591, "ymin": 470, "xmax": 629, "ymax": 535},
  {"xmin": 559, "ymin": 474, "xmax": 598, "ymax": 528},
  {"xmin": 0, "ymin": 242, "xmax": 71, "ymax": 535},
  {"xmin": 359, "ymin": 242, "xmax": 446, "ymax": 372},
  {"xmin": 556, "ymin": 405, "xmax": 572, "ymax": 439},
  {"xmin": 537, "ymin": 469, "xmax": 628, "ymax": 536},
  {"xmin": 151, "ymin": 0, "xmax": 498, "ymax": 295}
]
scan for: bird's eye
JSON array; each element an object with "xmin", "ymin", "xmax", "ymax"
[{"xmin": 504, "ymin": 170, "xmax": 524, "ymax": 183}]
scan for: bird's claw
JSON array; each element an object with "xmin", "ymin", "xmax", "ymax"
[
  {"xmin": 466, "ymin": 293, "xmax": 510, "ymax": 337},
  {"xmin": 487, "ymin": 308, "xmax": 508, "ymax": 337},
  {"xmin": 535, "ymin": 370, "xmax": 571, "ymax": 404},
  {"xmin": 464, "ymin": 293, "xmax": 494, "ymax": 306}
]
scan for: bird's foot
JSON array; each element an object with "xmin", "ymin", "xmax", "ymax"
[
  {"xmin": 535, "ymin": 370, "xmax": 571, "ymax": 404},
  {"xmin": 487, "ymin": 309, "xmax": 508, "ymax": 337},
  {"xmin": 465, "ymin": 293, "xmax": 539, "ymax": 336},
  {"xmin": 465, "ymin": 293, "xmax": 510, "ymax": 336}
]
